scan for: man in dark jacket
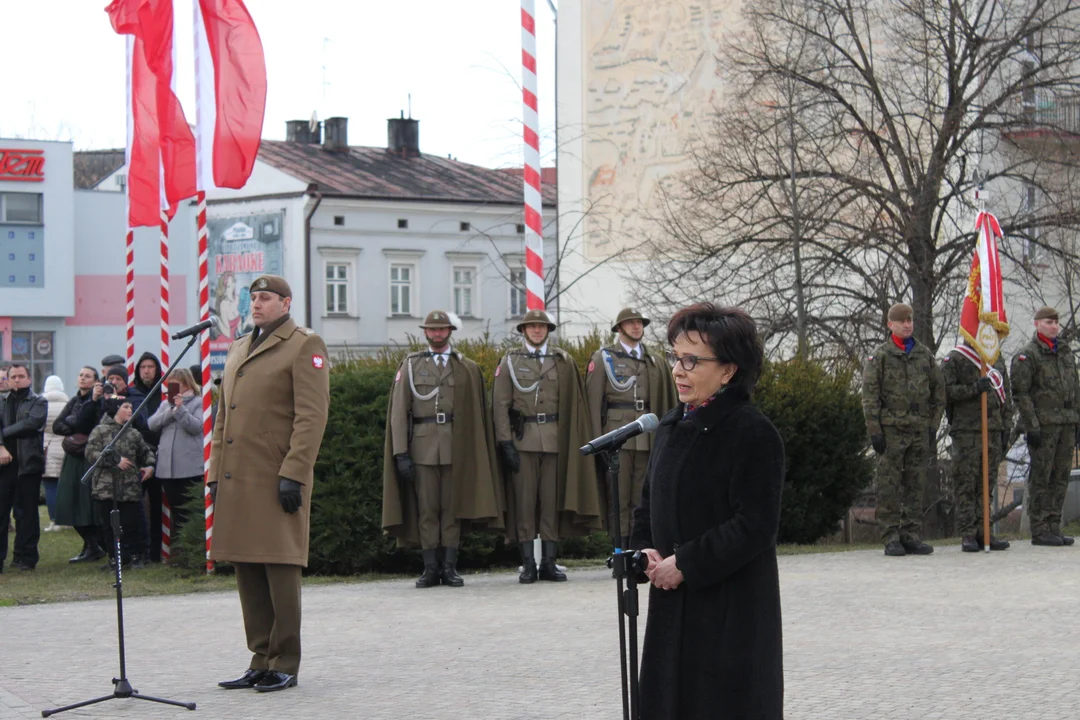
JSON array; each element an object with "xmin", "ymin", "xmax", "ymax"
[
  {"xmin": 124, "ymin": 352, "xmax": 165, "ymax": 563},
  {"xmin": 0, "ymin": 364, "xmax": 48, "ymax": 572}
]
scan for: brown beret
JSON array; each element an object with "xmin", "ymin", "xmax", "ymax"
[
  {"xmin": 249, "ymin": 274, "xmax": 292, "ymax": 299},
  {"xmin": 887, "ymin": 303, "xmax": 913, "ymax": 322},
  {"xmin": 1034, "ymin": 306, "xmax": 1059, "ymax": 321}
]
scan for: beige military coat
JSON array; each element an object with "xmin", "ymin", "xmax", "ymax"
[{"xmin": 208, "ymin": 317, "xmax": 330, "ymax": 567}]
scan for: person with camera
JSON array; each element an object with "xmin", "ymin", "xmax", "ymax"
[
  {"xmin": 148, "ymin": 368, "xmax": 205, "ymax": 552},
  {"xmin": 0, "ymin": 363, "xmax": 49, "ymax": 572},
  {"xmin": 54, "ymin": 367, "xmax": 107, "ymax": 563},
  {"xmin": 632, "ymin": 304, "xmax": 785, "ymax": 720},
  {"xmin": 85, "ymin": 399, "xmax": 156, "ymax": 569}
]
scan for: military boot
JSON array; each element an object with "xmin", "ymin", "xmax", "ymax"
[
  {"xmin": 1032, "ymin": 532, "xmax": 1064, "ymax": 547},
  {"xmin": 900, "ymin": 534, "xmax": 934, "ymax": 555},
  {"xmin": 441, "ymin": 547, "xmax": 465, "ymax": 587},
  {"xmin": 415, "ymin": 549, "xmax": 441, "ymax": 588},
  {"xmin": 884, "ymin": 540, "xmax": 906, "ymax": 557},
  {"xmin": 961, "ymin": 535, "xmax": 980, "ymax": 553},
  {"xmin": 538, "ymin": 540, "xmax": 567, "ymax": 582},
  {"xmin": 977, "ymin": 533, "xmax": 1010, "ymax": 551},
  {"xmin": 1051, "ymin": 526, "xmax": 1075, "ymax": 546},
  {"xmin": 519, "ymin": 542, "xmax": 538, "ymax": 584}
]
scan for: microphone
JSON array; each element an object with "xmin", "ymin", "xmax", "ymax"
[
  {"xmin": 580, "ymin": 413, "xmax": 660, "ymax": 456},
  {"xmin": 171, "ymin": 318, "xmax": 214, "ymax": 340}
]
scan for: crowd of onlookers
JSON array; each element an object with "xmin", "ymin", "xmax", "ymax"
[{"xmin": 0, "ymin": 352, "xmax": 211, "ymax": 573}]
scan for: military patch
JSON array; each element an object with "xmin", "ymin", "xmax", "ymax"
[
  {"xmin": 1019, "ymin": 354, "xmax": 1028, "ymax": 361},
  {"xmin": 867, "ymin": 355, "xmax": 875, "ymax": 361},
  {"xmin": 588, "ymin": 361, "xmax": 595, "ymax": 373},
  {"xmin": 312, "ymin": 355, "xmax": 325, "ymax": 369},
  {"xmin": 942, "ymin": 357, "xmax": 950, "ymax": 362}
]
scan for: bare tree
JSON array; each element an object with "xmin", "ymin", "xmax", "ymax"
[{"xmin": 643, "ymin": 0, "xmax": 1080, "ymax": 360}]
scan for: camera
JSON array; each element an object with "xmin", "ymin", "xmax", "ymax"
[{"xmin": 102, "ymin": 383, "xmax": 115, "ymax": 396}]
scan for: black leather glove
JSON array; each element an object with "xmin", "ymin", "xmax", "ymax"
[
  {"xmin": 394, "ymin": 453, "xmax": 415, "ymax": 483},
  {"xmin": 975, "ymin": 377, "xmax": 993, "ymax": 393},
  {"xmin": 278, "ymin": 477, "xmax": 302, "ymax": 514},
  {"xmin": 1026, "ymin": 430, "xmax": 1042, "ymax": 450},
  {"xmin": 928, "ymin": 428, "xmax": 936, "ymax": 447},
  {"xmin": 1001, "ymin": 430, "xmax": 1009, "ymax": 452},
  {"xmin": 98, "ymin": 447, "xmax": 121, "ymax": 468},
  {"xmin": 870, "ymin": 434, "xmax": 886, "ymax": 455},
  {"xmin": 208, "ymin": 482, "xmax": 218, "ymax": 504},
  {"xmin": 499, "ymin": 441, "xmax": 521, "ymax": 473}
]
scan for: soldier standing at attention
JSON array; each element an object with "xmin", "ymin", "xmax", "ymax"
[
  {"xmin": 1011, "ymin": 306, "xmax": 1079, "ymax": 547},
  {"xmin": 382, "ymin": 311, "xmax": 504, "ymax": 588},
  {"xmin": 585, "ymin": 308, "xmax": 677, "ymax": 547},
  {"xmin": 493, "ymin": 309, "xmax": 602, "ymax": 583},
  {"xmin": 862, "ymin": 303, "xmax": 946, "ymax": 557},
  {"xmin": 941, "ymin": 342, "xmax": 1012, "ymax": 552},
  {"xmin": 210, "ymin": 275, "xmax": 330, "ymax": 693}
]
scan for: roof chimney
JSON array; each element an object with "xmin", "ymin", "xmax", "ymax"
[
  {"xmin": 387, "ymin": 112, "xmax": 420, "ymax": 157},
  {"xmin": 286, "ymin": 120, "xmax": 321, "ymax": 144},
  {"xmin": 323, "ymin": 117, "xmax": 349, "ymax": 152}
]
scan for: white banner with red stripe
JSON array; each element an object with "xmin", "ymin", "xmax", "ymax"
[
  {"xmin": 958, "ymin": 210, "xmax": 1010, "ymax": 364},
  {"xmin": 521, "ymin": 0, "xmax": 544, "ymax": 310}
]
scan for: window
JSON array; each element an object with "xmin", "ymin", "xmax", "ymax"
[
  {"xmin": 459, "ymin": 221, "xmax": 470, "ymax": 232},
  {"xmin": 516, "ymin": 223, "xmax": 525, "ymax": 234},
  {"xmin": 333, "ymin": 215, "xmax": 345, "ymax": 226},
  {"xmin": 325, "ymin": 263, "xmax": 349, "ymax": 314},
  {"xmin": 397, "ymin": 218, "xmax": 408, "ymax": 229},
  {"xmin": 453, "ymin": 266, "xmax": 476, "ymax": 317},
  {"xmin": 9, "ymin": 331, "xmax": 54, "ymax": 391},
  {"xmin": 510, "ymin": 268, "xmax": 527, "ymax": 317},
  {"xmin": 390, "ymin": 264, "xmax": 413, "ymax": 316},
  {"xmin": 1, "ymin": 193, "xmax": 42, "ymax": 224}
]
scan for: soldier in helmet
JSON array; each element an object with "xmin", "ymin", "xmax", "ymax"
[
  {"xmin": 862, "ymin": 303, "xmax": 946, "ymax": 557},
  {"xmin": 585, "ymin": 308, "xmax": 677, "ymax": 547},
  {"xmin": 1011, "ymin": 306, "xmax": 1079, "ymax": 547},
  {"xmin": 492, "ymin": 309, "xmax": 603, "ymax": 583},
  {"xmin": 382, "ymin": 311, "xmax": 503, "ymax": 587}
]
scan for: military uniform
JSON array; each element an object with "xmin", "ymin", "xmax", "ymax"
[
  {"xmin": 492, "ymin": 309, "xmax": 602, "ymax": 582},
  {"xmin": 941, "ymin": 347, "xmax": 1012, "ymax": 545},
  {"xmin": 862, "ymin": 313, "xmax": 945, "ymax": 549},
  {"xmin": 1011, "ymin": 318, "xmax": 1079, "ymax": 543},
  {"xmin": 382, "ymin": 310, "xmax": 503, "ymax": 588},
  {"xmin": 585, "ymin": 308, "xmax": 677, "ymax": 541}
]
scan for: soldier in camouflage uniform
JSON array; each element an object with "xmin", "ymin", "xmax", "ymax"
[
  {"xmin": 85, "ymin": 399, "xmax": 157, "ymax": 567},
  {"xmin": 941, "ymin": 343, "xmax": 1012, "ymax": 552},
  {"xmin": 1010, "ymin": 306, "xmax": 1079, "ymax": 547},
  {"xmin": 862, "ymin": 303, "xmax": 946, "ymax": 556}
]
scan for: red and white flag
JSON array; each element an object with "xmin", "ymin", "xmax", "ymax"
[
  {"xmin": 958, "ymin": 210, "xmax": 1010, "ymax": 364},
  {"xmin": 107, "ymin": 0, "xmax": 197, "ymax": 225},
  {"xmin": 194, "ymin": 0, "xmax": 267, "ymax": 190}
]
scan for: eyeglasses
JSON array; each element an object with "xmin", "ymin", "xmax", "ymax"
[{"xmin": 665, "ymin": 351, "xmax": 725, "ymax": 371}]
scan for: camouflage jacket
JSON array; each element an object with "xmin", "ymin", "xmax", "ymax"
[
  {"xmin": 861, "ymin": 337, "xmax": 945, "ymax": 436},
  {"xmin": 1010, "ymin": 333, "xmax": 1080, "ymax": 430},
  {"xmin": 85, "ymin": 415, "xmax": 156, "ymax": 502},
  {"xmin": 941, "ymin": 349, "xmax": 1013, "ymax": 434}
]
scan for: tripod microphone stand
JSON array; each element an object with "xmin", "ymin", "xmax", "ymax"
[{"xmin": 42, "ymin": 331, "xmax": 202, "ymax": 717}]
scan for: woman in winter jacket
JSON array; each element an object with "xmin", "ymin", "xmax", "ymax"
[
  {"xmin": 53, "ymin": 366, "xmax": 105, "ymax": 563},
  {"xmin": 40, "ymin": 375, "xmax": 70, "ymax": 532},
  {"xmin": 148, "ymin": 368, "xmax": 205, "ymax": 548}
]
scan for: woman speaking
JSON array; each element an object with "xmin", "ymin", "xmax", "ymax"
[{"xmin": 632, "ymin": 303, "xmax": 785, "ymax": 720}]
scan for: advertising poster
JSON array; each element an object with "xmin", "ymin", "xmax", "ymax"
[{"xmin": 207, "ymin": 212, "xmax": 283, "ymax": 371}]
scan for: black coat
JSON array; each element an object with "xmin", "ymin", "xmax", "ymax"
[
  {"xmin": 1, "ymin": 388, "xmax": 48, "ymax": 476},
  {"xmin": 631, "ymin": 387, "xmax": 785, "ymax": 720}
]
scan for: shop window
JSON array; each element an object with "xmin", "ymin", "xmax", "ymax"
[
  {"xmin": 10, "ymin": 330, "xmax": 54, "ymax": 391},
  {"xmin": 1, "ymin": 193, "xmax": 43, "ymax": 224}
]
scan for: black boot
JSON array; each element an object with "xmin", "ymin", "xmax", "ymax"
[
  {"xmin": 415, "ymin": 549, "xmax": 441, "ymax": 588},
  {"xmin": 519, "ymin": 542, "xmax": 538, "ymax": 584},
  {"xmin": 441, "ymin": 547, "xmax": 464, "ymax": 587},
  {"xmin": 68, "ymin": 540, "xmax": 90, "ymax": 564},
  {"xmin": 961, "ymin": 535, "xmax": 980, "ymax": 552},
  {"xmin": 538, "ymin": 540, "xmax": 567, "ymax": 582}
]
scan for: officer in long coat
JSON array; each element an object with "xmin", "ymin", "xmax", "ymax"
[
  {"xmin": 209, "ymin": 275, "xmax": 330, "ymax": 693},
  {"xmin": 862, "ymin": 303, "xmax": 945, "ymax": 557},
  {"xmin": 585, "ymin": 307, "xmax": 677, "ymax": 546},
  {"xmin": 1011, "ymin": 306, "xmax": 1080, "ymax": 547},
  {"xmin": 492, "ymin": 309, "xmax": 602, "ymax": 582},
  {"xmin": 381, "ymin": 310, "xmax": 503, "ymax": 588}
]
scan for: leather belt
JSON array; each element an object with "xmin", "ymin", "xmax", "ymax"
[
  {"xmin": 414, "ymin": 413, "xmax": 454, "ymax": 425},
  {"xmin": 524, "ymin": 413, "xmax": 558, "ymax": 424},
  {"xmin": 608, "ymin": 401, "xmax": 649, "ymax": 411}
]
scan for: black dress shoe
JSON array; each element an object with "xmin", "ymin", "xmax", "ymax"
[
  {"xmin": 218, "ymin": 669, "xmax": 270, "ymax": 689},
  {"xmin": 11, "ymin": 562, "xmax": 35, "ymax": 571},
  {"xmin": 254, "ymin": 671, "xmax": 298, "ymax": 693}
]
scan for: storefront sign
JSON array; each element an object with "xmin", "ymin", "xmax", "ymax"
[{"xmin": 0, "ymin": 149, "xmax": 45, "ymax": 182}]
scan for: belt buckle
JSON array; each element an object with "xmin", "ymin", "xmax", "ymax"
[
  {"xmin": 635, "ymin": 399, "xmax": 645, "ymax": 412},
  {"xmin": 536, "ymin": 413, "xmax": 547, "ymax": 425},
  {"xmin": 436, "ymin": 412, "xmax": 447, "ymax": 425}
]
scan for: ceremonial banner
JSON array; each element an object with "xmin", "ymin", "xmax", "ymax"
[{"xmin": 959, "ymin": 210, "xmax": 1010, "ymax": 363}]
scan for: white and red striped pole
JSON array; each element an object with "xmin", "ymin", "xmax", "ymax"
[
  {"xmin": 159, "ymin": 208, "xmax": 171, "ymax": 563},
  {"xmin": 125, "ymin": 230, "xmax": 135, "ymax": 378},
  {"xmin": 197, "ymin": 191, "xmax": 214, "ymax": 574},
  {"xmin": 521, "ymin": 0, "xmax": 544, "ymax": 311}
]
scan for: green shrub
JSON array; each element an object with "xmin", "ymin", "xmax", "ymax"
[{"xmin": 756, "ymin": 358, "xmax": 872, "ymax": 544}]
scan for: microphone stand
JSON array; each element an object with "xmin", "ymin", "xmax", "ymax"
[
  {"xmin": 42, "ymin": 333, "xmax": 200, "ymax": 717},
  {"xmin": 601, "ymin": 443, "xmax": 647, "ymax": 720}
]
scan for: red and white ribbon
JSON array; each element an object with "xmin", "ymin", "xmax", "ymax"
[{"xmin": 521, "ymin": 0, "xmax": 544, "ymax": 311}]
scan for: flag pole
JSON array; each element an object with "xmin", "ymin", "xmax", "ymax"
[
  {"xmin": 980, "ymin": 360, "xmax": 991, "ymax": 553},
  {"xmin": 521, "ymin": 0, "xmax": 544, "ymax": 311}
]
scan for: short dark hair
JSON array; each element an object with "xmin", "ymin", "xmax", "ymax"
[
  {"xmin": 7, "ymin": 363, "xmax": 30, "ymax": 377},
  {"xmin": 667, "ymin": 303, "xmax": 764, "ymax": 392}
]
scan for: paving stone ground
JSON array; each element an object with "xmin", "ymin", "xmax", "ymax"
[{"xmin": 2, "ymin": 543, "xmax": 1080, "ymax": 719}]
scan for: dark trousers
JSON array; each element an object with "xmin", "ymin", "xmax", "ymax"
[
  {"xmin": 141, "ymin": 477, "xmax": 163, "ymax": 562},
  {"xmin": 0, "ymin": 468, "xmax": 42, "ymax": 569},
  {"xmin": 234, "ymin": 562, "xmax": 303, "ymax": 675},
  {"xmin": 161, "ymin": 476, "xmax": 202, "ymax": 544},
  {"xmin": 93, "ymin": 499, "xmax": 141, "ymax": 563}
]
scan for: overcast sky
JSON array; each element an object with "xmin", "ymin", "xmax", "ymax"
[{"xmin": 0, "ymin": 0, "xmax": 558, "ymax": 169}]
